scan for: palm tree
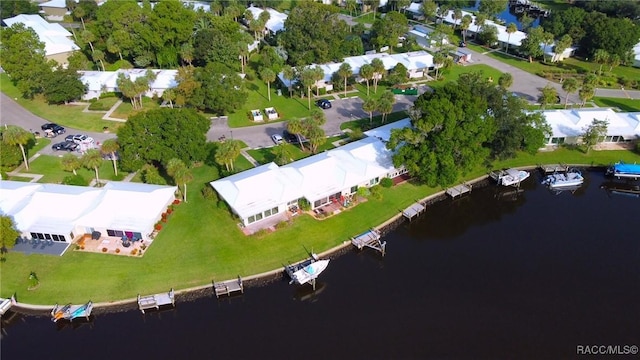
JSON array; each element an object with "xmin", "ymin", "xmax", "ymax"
[
  {"xmin": 579, "ymin": 85, "xmax": 595, "ymax": 107},
  {"xmin": 215, "ymin": 139, "xmax": 243, "ymax": 172},
  {"xmin": 562, "ymin": 78, "xmax": 579, "ymax": 108},
  {"xmin": 594, "ymin": 49, "xmax": 609, "ymax": 75},
  {"xmin": 166, "ymin": 158, "xmax": 193, "ymax": 202},
  {"xmin": 299, "ymin": 67, "xmax": 316, "ymax": 110},
  {"xmin": 100, "ymin": 138, "xmax": 119, "ymax": 176},
  {"xmin": 461, "ymin": 15, "xmax": 472, "ymax": 43},
  {"xmin": 474, "ymin": 13, "xmax": 486, "ymax": 37},
  {"xmin": 162, "ymin": 88, "xmax": 176, "ymax": 108},
  {"xmin": 452, "ymin": 8, "xmax": 462, "ymax": 30},
  {"xmin": 337, "ymin": 63, "xmax": 352, "ymax": 98},
  {"xmin": 505, "ymin": 23, "xmax": 517, "ymax": 53},
  {"xmin": 281, "ymin": 65, "xmax": 295, "ymax": 97},
  {"xmin": 433, "ymin": 52, "xmax": 445, "ymax": 80},
  {"xmin": 498, "ymin": 73, "xmax": 513, "ymax": 89},
  {"xmin": 260, "ymin": 68, "xmax": 276, "ymax": 101},
  {"xmin": 2, "ymin": 125, "xmax": 33, "ymax": 170},
  {"xmin": 180, "ymin": 42, "xmax": 194, "ymax": 67},
  {"xmin": 287, "ymin": 118, "xmax": 306, "ymax": 151},
  {"xmin": 359, "ymin": 64, "xmax": 374, "ymax": 96},
  {"xmin": 370, "ymin": 58, "xmax": 385, "ymax": 93},
  {"xmin": 362, "ymin": 98, "xmax": 377, "ymax": 126},
  {"xmin": 82, "ymin": 149, "xmax": 103, "ymax": 185},
  {"xmin": 61, "ymin": 153, "xmax": 81, "ymax": 175}
]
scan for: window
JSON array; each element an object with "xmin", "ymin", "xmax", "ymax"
[
  {"xmin": 248, "ymin": 215, "xmax": 256, "ymax": 224},
  {"xmin": 107, "ymin": 229, "xmax": 116, "ymax": 237},
  {"xmin": 36, "ymin": 233, "xmax": 44, "ymax": 240},
  {"xmin": 264, "ymin": 208, "xmax": 272, "ymax": 217},
  {"xmin": 30, "ymin": 232, "xmax": 37, "ymax": 239},
  {"xmin": 59, "ymin": 235, "xmax": 66, "ymax": 242},
  {"xmin": 52, "ymin": 235, "xmax": 60, "ymax": 241},
  {"xmin": 351, "ymin": 185, "xmax": 358, "ymax": 194},
  {"xmin": 369, "ymin": 177, "xmax": 379, "ymax": 185},
  {"xmin": 255, "ymin": 213, "xmax": 263, "ymax": 221},
  {"xmin": 114, "ymin": 230, "xmax": 124, "ymax": 237},
  {"xmin": 45, "ymin": 234, "xmax": 51, "ymax": 240}
]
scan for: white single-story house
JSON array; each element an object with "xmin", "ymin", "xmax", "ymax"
[
  {"xmin": 441, "ymin": 9, "xmax": 528, "ymax": 48},
  {"xmin": 539, "ymin": 108, "xmax": 640, "ymax": 146},
  {"xmin": 2, "ymin": 14, "xmax": 79, "ymax": 67},
  {"xmin": 408, "ymin": 25, "xmax": 450, "ymax": 49},
  {"xmin": 0, "ymin": 181, "xmax": 177, "ymax": 255},
  {"xmin": 38, "ymin": 0, "xmax": 70, "ymax": 20},
  {"xmin": 211, "ymin": 119, "xmax": 411, "ymax": 227},
  {"xmin": 245, "ymin": 5, "xmax": 287, "ymax": 35},
  {"xmin": 79, "ymin": 69, "xmax": 178, "ymax": 100},
  {"xmin": 404, "ymin": 2, "xmax": 425, "ymax": 19},
  {"xmin": 633, "ymin": 41, "xmax": 640, "ymax": 68},
  {"xmin": 277, "ymin": 51, "xmax": 434, "ymax": 90},
  {"xmin": 540, "ymin": 43, "xmax": 576, "ymax": 62}
]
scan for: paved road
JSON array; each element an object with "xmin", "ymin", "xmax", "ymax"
[{"xmin": 1, "ymin": 93, "xmax": 116, "ymax": 156}]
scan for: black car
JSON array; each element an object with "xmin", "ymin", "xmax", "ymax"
[
  {"xmin": 315, "ymin": 99, "xmax": 332, "ymax": 109},
  {"xmin": 51, "ymin": 141, "xmax": 78, "ymax": 152},
  {"xmin": 41, "ymin": 123, "xmax": 66, "ymax": 134},
  {"xmin": 283, "ymin": 130, "xmax": 307, "ymax": 144}
]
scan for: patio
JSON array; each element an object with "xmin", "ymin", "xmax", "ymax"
[{"xmin": 75, "ymin": 234, "xmax": 150, "ymax": 257}]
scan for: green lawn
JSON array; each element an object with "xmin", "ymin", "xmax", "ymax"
[
  {"xmin": 7, "ymin": 176, "xmax": 33, "ymax": 182},
  {"xmin": 3, "ymin": 146, "xmax": 639, "ymax": 304},
  {"xmin": 593, "ymin": 97, "xmax": 640, "ymax": 112},
  {"xmin": 246, "ymin": 135, "xmax": 345, "ymax": 165},
  {"xmin": 109, "ymin": 97, "xmax": 162, "ymax": 120},
  {"xmin": 24, "ymin": 154, "xmax": 126, "ymax": 184}
]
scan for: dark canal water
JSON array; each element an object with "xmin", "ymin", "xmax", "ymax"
[
  {"xmin": 2, "ymin": 170, "xmax": 639, "ymax": 359},
  {"xmin": 466, "ymin": 0, "xmax": 542, "ymax": 30}
]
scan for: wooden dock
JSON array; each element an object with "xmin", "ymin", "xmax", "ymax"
[
  {"xmin": 137, "ymin": 288, "xmax": 175, "ymax": 313},
  {"xmin": 351, "ymin": 229, "xmax": 386, "ymax": 256},
  {"xmin": 402, "ymin": 202, "xmax": 425, "ymax": 220},
  {"xmin": 213, "ymin": 276, "xmax": 244, "ymax": 298},
  {"xmin": 446, "ymin": 183, "xmax": 472, "ymax": 198},
  {"xmin": 539, "ymin": 164, "xmax": 568, "ymax": 173}
]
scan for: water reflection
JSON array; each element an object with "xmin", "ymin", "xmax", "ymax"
[{"xmin": 600, "ymin": 180, "xmax": 640, "ymax": 198}]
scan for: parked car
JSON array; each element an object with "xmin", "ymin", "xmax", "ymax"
[
  {"xmin": 51, "ymin": 141, "xmax": 78, "ymax": 152},
  {"xmin": 315, "ymin": 99, "xmax": 332, "ymax": 109},
  {"xmin": 65, "ymin": 134, "xmax": 77, "ymax": 142},
  {"xmin": 271, "ymin": 134, "xmax": 284, "ymax": 145},
  {"xmin": 283, "ymin": 130, "xmax": 307, "ymax": 144},
  {"xmin": 41, "ymin": 123, "xmax": 65, "ymax": 134}
]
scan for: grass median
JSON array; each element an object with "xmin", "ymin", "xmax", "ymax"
[{"xmin": 2, "ymin": 146, "xmax": 639, "ymax": 305}]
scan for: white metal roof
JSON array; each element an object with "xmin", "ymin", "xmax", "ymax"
[
  {"xmin": 2, "ymin": 14, "xmax": 79, "ymax": 56},
  {"xmin": 211, "ymin": 129, "xmax": 400, "ymax": 218},
  {"xmin": 364, "ymin": 118, "xmax": 412, "ymax": 142},
  {"xmin": 278, "ymin": 51, "xmax": 434, "ymax": 87},
  {"xmin": 441, "ymin": 9, "xmax": 527, "ymax": 47},
  {"xmin": 79, "ymin": 69, "xmax": 178, "ymax": 92},
  {"xmin": 540, "ymin": 108, "xmax": 640, "ymax": 139},
  {"xmin": 246, "ymin": 6, "xmax": 288, "ymax": 33},
  {"xmin": 0, "ymin": 181, "xmax": 176, "ymax": 236}
]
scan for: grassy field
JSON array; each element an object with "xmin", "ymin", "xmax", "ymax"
[
  {"xmin": 24, "ymin": 154, "xmax": 126, "ymax": 184},
  {"xmin": 2, "ymin": 145, "xmax": 639, "ymax": 304},
  {"xmin": 246, "ymin": 135, "xmax": 346, "ymax": 165},
  {"xmin": 593, "ymin": 97, "xmax": 640, "ymax": 112}
]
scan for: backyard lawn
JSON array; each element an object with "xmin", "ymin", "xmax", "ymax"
[
  {"xmin": 24, "ymin": 154, "xmax": 126, "ymax": 184},
  {"xmin": 246, "ymin": 135, "xmax": 347, "ymax": 165},
  {"xmin": 3, "ymin": 145, "xmax": 639, "ymax": 304},
  {"xmin": 593, "ymin": 97, "xmax": 640, "ymax": 112}
]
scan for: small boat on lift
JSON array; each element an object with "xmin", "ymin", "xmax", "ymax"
[
  {"xmin": 490, "ymin": 169, "xmax": 530, "ymax": 187},
  {"xmin": 67, "ymin": 301, "xmax": 93, "ymax": 321},
  {"xmin": 606, "ymin": 161, "xmax": 640, "ymax": 180},
  {"xmin": 542, "ymin": 168, "xmax": 584, "ymax": 189},
  {"xmin": 285, "ymin": 254, "xmax": 330, "ymax": 290}
]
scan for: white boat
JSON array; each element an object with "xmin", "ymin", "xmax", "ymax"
[
  {"xmin": 288, "ymin": 260, "xmax": 330, "ymax": 286},
  {"xmin": 542, "ymin": 168, "xmax": 584, "ymax": 189},
  {"xmin": 491, "ymin": 169, "xmax": 530, "ymax": 187}
]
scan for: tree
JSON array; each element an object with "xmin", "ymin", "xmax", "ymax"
[
  {"xmin": 82, "ymin": 149, "xmax": 103, "ymax": 185},
  {"xmin": 282, "ymin": 65, "xmax": 295, "ymax": 97},
  {"xmin": 162, "ymin": 88, "xmax": 176, "ymax": 109},
  {"xmin": 140, "ymin": 164, "xmax": 166, "ymax": 185},
  {"xmin": 191, "ymin": 63, "xmax": 247, "ymax": 115},
  {"xmin": 299, "ymin": 66, "xmax": 317, "ymax": 110},
  {"xmin": 608, "ymin": 53, "xmax": 621, "ymax": 72},
  {"xmin": 0, "ymin": 24, "xmax": 52, "ymax": 98},
  {"xmin": 337, "ymin": 63, "xmax": 353, "ymax": 98},
  {"xmin": 474, "ymin": 12, "xmax": 486, "ymax": 35},
  {"xmin": 166, "ymin": 158, "xmax": 193, "ymax": 202},
  {"xmin": 362, "ymin": 98, "xmax": 378, "ymax": 126},
  {"xmin": 538, "ymin": 84, "xmax": 559, "ymax": 109},
  {"xmin": 578, "ymin": 85, "xmax": 595, "ymax": 107},
  {"xmin": 61, "ymin": 153, "xmax": 81, "ymax": 175},
  {"xmin": 452, "ymin": 8, "xmax": 462, "ymax": 29},
  {"xmin": 553, "ymin": 34, "xmax": 573, "ymax": 63},
  {"xmin": 214, "ymin": 139, "xmax": 242, "ymax": 172},
  {"xmin": 287, "ymin": 118, "xmax": 307, "ymax": 151},
  {"xmin": 43, "ymin": 68, "xmax": 86, "ymax": 105},
  {"xmin": 433, "ymin": 52, "xmax": 445, "ymax": 80},
  {"xmin": 117, "ymin": 108, "xmax": 210, "ymax": 171},
  {"xmin": 371, "ymin": 11, "xmax": 408, "ymax": 49},
  {"xmin": 1, "ymin": 215, "xmax": 20, "ymax": 253},
  {"xmin": 279, "ymin": 2, "xmax": 351, "ymax": 65},
  {"xmin": 478, "ymin": 25, "xmax": 498, "ymax": 47},
  {"xmin": 420, "ymin": 0, "xmax": 438, "ymax": 22},
  {"xmin": 359, "ymin": 64, "xmax": 374, "ymax": 96},
  {"xmin": 345, "ymin": 0, "xmax": 358, "ymax": 16},
  {"xmin": 370, "ymin": 58, "xmax": 385, "ymax": 94},
  {"xmin": 2, "ymin": 125, "xmax": 33, "ymax": 171},
  {"xmin": 594, "ymin": 49, "xmax": 610, "ymax": 74},
  {"xmin": 377, "ymin": 97, "xmax": 394, "ymax": 124},
  {"xmin": 561, "ymin": 78, "xmax": 579, "ymax": 108},
  {"xmin": 273, "ymin": 144, "xmax": 292, "ymax": 165},
  {"xmin": 581, "ymin": 119, "xmax": 608, "ymax": 153},
  {"xmin": 519, "ymin": 26, "xmax": 546, "ymax": 63},
  {"xmin": 498, "ymin": 73, "xmax": 513, "ymax": 89},
  {"xmin": 260, "ymin": 67, "xmax": 276, "ymax": 102},
  {"xmin": 306, "ymin": 125, "xmax": 326, "ymax": 154},
  {"xmin": 387, "ymin": 63, "xmax": 408, "ymax": 86},
  {"xmin": 505, "ymin": 23, "xmax": 517, "ymax": 53},
  {"xmin": 100, "ymin": 139, "xmax": 120, "ymax": 176},
  {"xmin": 460, "ymin": 15, "xmax": 472, "ymax": 43}
]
